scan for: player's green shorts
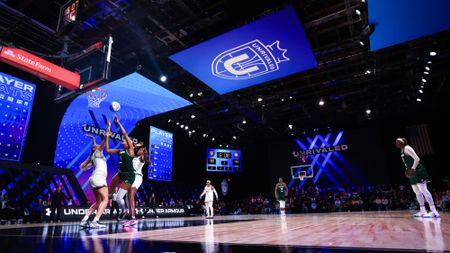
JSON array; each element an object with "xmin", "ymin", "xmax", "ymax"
[
  {"xmin": 118, "ymin": 172, "xmax": 135, "ymax": 185},
  {"xmin": 409, "ymin": 165, "xmax": 430, "ymax": 185}
]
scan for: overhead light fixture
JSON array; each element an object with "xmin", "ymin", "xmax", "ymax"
[
  {"xmin": 355, "ymin": 9, "xmax": 361, "ymax": 15},
  {"xmin": 318, "ymin": 99, "xmax": 325, "ymax": 106},
  {"xmin": 242, "ymin": 119, "xmax": 247, "ymax": 124},
  {"xmin": 212, "ymin": 137, "xmax": 215, "ymax": 141},
  {"xmin": 197, "ymin": 92, "xmax": 203, "ymax": 96},
  {"xmin": 419, "ymin": 89, "xmax": 423, "ymax": 93},
  {"xmin": 160, "ymin": 75, "xmax": 167, "ymax": 82},
  {"xmin": 219, "ymin": 144, "xmax": 222, "ymax": 147},
  {"xmin": 289, "ymin": 96, "xmax": 293, "ymax": 99},
  {"xmin": 180, "ymin": 124, "xmax": 184, "ymax": 128},
  {"xmin": 420, "ymin": 85, "xmax": 424, "ymax": 89},
  {"xmin": 361, "ymin": 0, "xmax": 366, "ymax": 3},
  {"xmin": 422, "ymin": 78, "xmax": 427, "ymax": 82},
  {"xmin": 192, "ymin": 130, "xmax": 196, "ymax": 133},
  {"xmin": 429, "ymin": 51, "xmax": 437, "ymax": 56},
  {"xmin": 257, "ymin": 97, "xmax": 263, "ymax": 102},
  {"xmin": 288, "ymin": 124, "xmax": 293, "ymax": 130},
  {"xmin": 424, "ymin": 71, "xmax": 429, "ymax": 75},
  {"xmin": 168, "ymin": 119, "xmax": 172, "ymax": 123},
  {"xmin": 416, "ymin": 98, "xmax": 422, "ymax": 102},
  {"xmin": 189, "ymin": 93, "xmax": 194, "ymax": 98},
  {"xmin": 176, "ymin": 122, "xmax": 179, "ymax": 125},
  {"xmin": 226, "ymin": 145, "xmax": 229, "ymax": 148},
  {"xmin": 427, "ymin": 61, "xmax": 432, "ymax": 64},
  {"xmin": 281, "ymin": 98, "xmax": 285, "ymax": 102},
  {"xmin": 365, "ymin": 109, "xmax": 371, "ymax": 115},
  {"xmin": 425, "ymin": 66, "xmax": 430, "ymax": 71},
  {"xmin": 232, "ymin": 136, "xmax": 237, "ymax": 140},
  {"xmin": 188, "ymin": 131, "xmax": 192, "ymax": 134},
  {"xmin": 184, "ymin": 126, "xmax": 189, "ymax": 130},
  {"xmin": 365, "ymin": 70, "xmax": 371, "ymax": 74},
  {"xmin": 359, "ymin": 40, "xmax": 365, "ymax": 46},
  {"xmin": 190, "ymin": 114, "xmax": 196, "ymax": 119}
]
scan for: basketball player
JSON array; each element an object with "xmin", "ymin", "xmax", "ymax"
[
  {"xmin": 274, "ymin": 177, "xmax": 288, "ymax": 215},
  {"xmin": 105, "ymin": 117, "xmax": 136, "ymax": 223},
  {"xmin": 79, "ymin": 134, "xmax": 108, "ymax": 228},
  {"xmin": 396, "ymin": 138, "xmax": 440, "ymax": 218},
  {"xmin": 122, "ymin": 142, "xmax": 148, "ymax": 227},
  {"xmin": 200, "ymin": 180, "xmax": 218, "ymax": 219}
]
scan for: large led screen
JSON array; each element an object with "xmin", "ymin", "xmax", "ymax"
[
  {"xmin": 0, "ymin": 72, "xmax": 36, "ymax": 162},
  {"xmin": 369, "ymin": 0, "xmax": 450, "ymax": 51},
  {"xmin": 206, "ymin": 148, "xmax": 241, "ymax": 173},
  {"xmin": 53, "ymin": 72, "xmax": 191, "ymax": 201},
  {"xmin": 169, "ymin": 6, "xmax": 317, "ymax": 94},
  {"xmin": 148, "ymin": 126, "xmax": 173, "ymax": 181}
]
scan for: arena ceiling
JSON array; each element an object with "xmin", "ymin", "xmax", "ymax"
[{"xmin": 1, "ymin": 0, "xmax": 449, "ymax": 145}]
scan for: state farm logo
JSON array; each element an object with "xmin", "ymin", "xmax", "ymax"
[{"xmin": 4, "ymin": 49, "xmax": 16, "ymax": 58}]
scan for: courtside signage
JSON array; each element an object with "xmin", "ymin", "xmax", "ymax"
[
  {"xmin": 0, "ymin": 46, "xmax": 80, "ymax": 90},
  {"xmin": 169, "ymin": 6, "xmax": 317, "ymax": 94}
]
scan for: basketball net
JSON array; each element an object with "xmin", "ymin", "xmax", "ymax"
[{"xmin": 86, "ymin": 88, "xmax": 108, "ymax": 108}]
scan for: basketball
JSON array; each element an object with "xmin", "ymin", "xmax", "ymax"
[
  {"xmin": 405, "ymin": 169, "xmax": 414, "ymax": 178},
  {"xmin": 110, "ymin": 101, "xmax": 121, "ymax": 112}
]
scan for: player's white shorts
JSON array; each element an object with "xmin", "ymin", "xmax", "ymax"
[
  {"xmin": 132, "ymin": 174, "xmax": 143, "ymax": 189},
  {"xmin": 89, "ymin": 173, "xmax": 107, "ymax": 189},
  {"xmin": 279, "ymin": 200, "xmax": 285, "ymax": 209}
]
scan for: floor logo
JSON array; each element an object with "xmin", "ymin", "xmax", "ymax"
[{"xmin": 212, "ymin": 40, "xmax": 289, "ymax": 80}]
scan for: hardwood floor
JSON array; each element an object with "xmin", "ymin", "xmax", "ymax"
[{"xmin": 95, "ymin": 211, "xmax": 449, "ymax": 251}]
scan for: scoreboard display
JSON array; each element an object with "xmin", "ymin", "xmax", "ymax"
[
  {"xmin": 148, "ymin": 126, "xmax": 173, "ymax": 181},
  {"xmin": 0, "ymin": 72, "xmax": 36, "ymax": 162},
  {"xmin": 206, "ymin": 148, "xmax": 241, "ymax": 172}
]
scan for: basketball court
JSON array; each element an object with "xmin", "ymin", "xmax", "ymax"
[{"xmin": 0, "ymin": 211, "xmax": 448, "ymax": 252}]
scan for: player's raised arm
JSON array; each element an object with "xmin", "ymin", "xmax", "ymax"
[{"xmin": 114, "ymin": 116, "xmax": 135, "ymax": 155}]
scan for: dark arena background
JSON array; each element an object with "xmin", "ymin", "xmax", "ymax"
[{"xmin": 0, "ymin": 0, "xmax": 449, "ymax": 252}]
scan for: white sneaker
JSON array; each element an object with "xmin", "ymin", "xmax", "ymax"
[
  {"xmin": 431, "ymin": 212, "xmax": 440, "ymax": 218},
  {"xmin": 89, "ymin": 221, "xmax": 106, "ymax": 229},
  {"xmin": 413, "ymin": 211, "xmax": 427, "ymax": 217},
  {"xmin": 79, "ymin": 220, "xmax": 89, "ymax": 227},
  {"xmin": 422, "ymin": 212, "xmax": 433, "ymax": 218}
]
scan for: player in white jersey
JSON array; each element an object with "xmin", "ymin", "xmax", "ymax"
[
  {"xmin": 79, "ymin": 134, "xmax": 109, "ymax": 228},
  {"xmin": 200, "ymin": 180, "xmax": 219, "ymax": 219},
  {"xmin": 122, "ymin": 142, "xmax": 148, "ymax": 227}
]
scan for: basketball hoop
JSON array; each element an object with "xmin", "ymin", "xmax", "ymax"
[
  {"xmin": 86, "ymin": 88, "xmax": 108, "ymax": 108},
  {"xmin": 299, "ymin": 171, "xmax": 306, "ymax": 181}
]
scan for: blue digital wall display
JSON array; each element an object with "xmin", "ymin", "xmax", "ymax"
[
  {"xmin": 369, "ymin": 0, "xmax": 450, "ymax": 51},
  {"xmin": 0, "ymin": 72, "xmax": 36, "ymax": 162},
  {"xmin": 148, "ymin": 126, "xmax": 173, "ymax": 181},
  {"xmin": 169, "ymin": 6, "xmax": 317, "ymax": 94},
  {"xmin": 206, "ymin": 148, "xmax": 241, "ymax": 172},
  {"xmin": 53, "ymin": 72, "xmax": 191, "ymax": 201}
]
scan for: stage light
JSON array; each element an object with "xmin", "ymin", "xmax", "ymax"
[
  {"xmin": 424, "ymin": 71, "xmax": 429, "ymax": 75},
  {"xmin": 242, "ymin": 119, "xmax": 247, "ymax": 124},
  {"xmin": 429, "ymin": 51, "xmax": 437, "ymax": 56},
  {"xmin": 355, "ymin": 9, "xmax": 361, "ymax": 15},
  {"xmin": 188, "ymin": 131, "xmax": 192, "ymax": 134},
  {"xmin": 361, "ymin": 0, "xmax": 366, "ymax": 3},
  {"xmin": 160, "ymin": 75, "xmax": 167, "ymax": 82},
  {"xmin": 212, "ymin": 137, "xmax": 215, "ymax": 141},
  {"xmin": 189, "ymin": 93, "xmax": 194, "ymax": 98},
  {"xmin": 190, "ymin": 114, "xmax": 196, "ymax": 119},
  {"xmin": 422, "ymin": 78, "xmax": 427, "ymax": 82},
  {"xmin": 425, "ymin": 66, "xmax": 430, "ymax": 71},
  {"xmin": 184, "ymin": 126, "xmax": 189, "ymax": 130},
  {"xmin": 219, "ymin": 144, "xmax": 222, "ymax": 147},
  {"xmin": 365, "ymin": 109, "xmax": 371, "ymax": 115},
  {"xmin": 288, "ymin": 124, "xmax": 293, "ymax": 130},
  {"xmin": 168, "ymin": 119, "xmax": 172, "ymax": 123},
  {"xmin": 192, "ymin": 130, "xmax": 196, "ymax": 133},
  {"xmin": 281, "ymin": 98, "xmax": 285, "ymax": 102},
  {"xmin": 359, "ymin": 40, "xmax": 365, "ymax": 46},
  {"xmin": 318, "ymin": 99, "xmax": 325, "ymax": 106},
  {"xmin": 420, "ymin": 85, "xmax": 424, "ymax": 89},
  {"xmin": 289, "ymin": 96, "xmax": 293, "ymax": 99},
  {"xmin": 419, "ymin": 89, "xmax": 423, "ymax": 93},
  {"xmin": 257, "ymin": 97, "xmax": 263, "ymax": 102},
  {"xmin": 176, "ymin": 122, "xmax": 179, "ymax": 125},
  {"xmin": 365, "ymin": 70, "xmax": 371, "ymax": 74},
  {"xmin": 427, "ymin": 61, "xmax": 432, "ymax": 64},
  {"xmin": 416, "ymin": 98, "xmax": 422, "ymax": 102},
  {"xmin": 232, "ymin": 136, "xmax": 237, "ymax": 140},
  {"xmin": 226, "ymin": 145, "xmax": 229, "ymax": 148},
  {"xmin": 180, "ymin": 124, "xmax": 184, "ymax": 128}
]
